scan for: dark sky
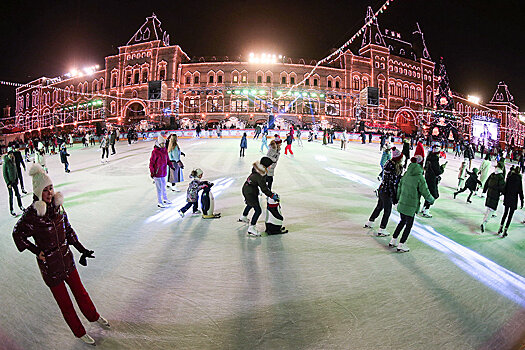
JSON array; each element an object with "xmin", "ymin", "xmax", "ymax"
[{"xmin": 1, "ymin": 0, "xmax": 524, "ymax": 112}]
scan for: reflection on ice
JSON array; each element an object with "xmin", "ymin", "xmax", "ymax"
[{"xmin": 327, "ymin": 167, "xmax": 525, "ymax": 307}]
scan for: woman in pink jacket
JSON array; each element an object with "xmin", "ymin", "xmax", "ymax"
[{"xmin": 149, "ymin": 135, "xmax": 170, "ymax": 208}]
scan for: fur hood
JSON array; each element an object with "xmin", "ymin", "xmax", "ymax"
[{"xmin": 252, "ymin": 161, "xmax": 267, "ymax": 176}]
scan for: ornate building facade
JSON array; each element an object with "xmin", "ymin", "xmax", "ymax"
[{"xmin": 14, "ymin": 9, "xmax": 525, "ymax": 147}]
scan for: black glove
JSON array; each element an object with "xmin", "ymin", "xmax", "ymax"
[
  {"xmin": 79, "ymin": 250, "xmax": 95, "ymax": 266},
  {"xmin": 181, "ymin": 152, "xmax": 186, "ymax": 157}
]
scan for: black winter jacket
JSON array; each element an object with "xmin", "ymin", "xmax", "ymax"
[
  {"xmin": 503, "ymin": 172, "xmax": 524, "ymax": 210},
  {"xmin": 483, "ymin": 171, "xmax": 505, "ymax": 210}
]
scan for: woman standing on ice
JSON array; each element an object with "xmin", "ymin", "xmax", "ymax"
[
  {"xmin": 364, "ymin": 148, "xmax": 404, "ymax": 236},
  {"xmin": 378, "ymin": 142, "xmax": 392, "ymax": 180},
  {"xmin": 99, "ymin": 132, "xmax": 110, "ymax": 163},
  {"xmin": 498, "ymin": 166, "xmax": 523, "ymax": 237},
  {"xmin": 260, "ymin": 132, "xmax": 269, "ymax": 153},
  {"xmin": 389, "ymin": 156, "xmax": 435, "ymax": 252},
  {"xmin": 240, "ymin": 132, "xmax": 248, "ymax": 157},
  {"xmin": 478, "ymin": 154, "xmax": 492, "ymax": 196},
  {"xmin": 149, "ymin": 135, "xmax": 170, "ymax": 208},
  {"xmin": 340, "ymin": 129, "xmax": 347, "ymax": 150},
  {"xmin": 421, "ymin": 146, "xmax": 447, "ymax": 218},
  {"xmin": 239, "ymin": 156, "xmax": 279, "ymax": 237},
  {"xmin": 12, "ymin": 164, "xmax": 109, "ymax": 346},
  {"xmin": 266, "ymin": 139, "xmax": 281, "ymax": 190},
  {"xmin": 167, "ymin": 134, "xmax": 185, "ymax": 192},
  {"xmin": 480, "ymin": 162, "xmax": 506, "ymax": 233}
]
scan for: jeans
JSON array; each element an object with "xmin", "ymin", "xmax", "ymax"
[
  {"xmin": 49, "ymin": 268, "xmax": 99, "ymax": 337},
  {"xmin": 500, "ymin": 206, "xmax": 516, "ymax": 229},
  {"xmin": 180, "ymin": 201, "xmax": 198, "ymax": 213},
  {"xmin": 243, "ymin": 203, "xmax": 262, "ymax": 225},
  {"xmin": 393, "ymin": 213, "xmax": 415, "ymax": 243},
  {"xmin": 369, "ymin": 191, "xmax": 393, "ymax": 229}
]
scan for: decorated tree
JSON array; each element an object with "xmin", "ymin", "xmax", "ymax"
[{"xmin": 434, "ymin": 57, "xmax": 454, "ymax": 111}]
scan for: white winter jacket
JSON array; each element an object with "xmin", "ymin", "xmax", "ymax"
[{"xmin": 266, "ymin": 147, "xmax": 280, "ymax": 176}]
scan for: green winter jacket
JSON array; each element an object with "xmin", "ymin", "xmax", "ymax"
[
  {"xmin": 2, "ymin": 154, "xmax": 18, "ymax": 185},
  {"xmin": 396, "ymin": 162, "xmax": 435, "ymax": 216}
]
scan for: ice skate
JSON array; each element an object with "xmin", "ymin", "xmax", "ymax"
[
  {"xmin": 157, "ymin": 203, "xmax": 168, "ymax": 208},
  {"xmin": 178, "ymin": 209, "xmax": 185, "ymax": 217},
  {"xmin": 388, "ymin": 237, "xmax": 398, "ymax": 247},
  {"xmin": 10, "ymin": 210, "xmax": 16, "ymax": 217},
  {"xmin": 420, "ymin": 209, "xmax": 432, "ymax": 218},
  {"xmin": 21, "ymin": 188, "xmax": 28, "ymax": 194},
  {"xmin": 497, "ymin": 225, "xmax": 503, "ymax": 235},
  {"xmin": 163, "ymin": 199, "xmax": 172, "ymax": 205},
  {"xmin": 363, "ymin": 220, "xmax": 374, "ymax": 229},
  {"xmin": 96, "ymin": 316, "xmax": 110, "ymax": 328},
  {"xmin": 80, "ymin": 334, "xmax": 96, "ymax": 346},
  {"xmin": 397, "ymin": 243, "xmax": 410, "ymax": 252},
  {"xmin": 172, "ymin": 185, "xmax": 181, "ymax": 192},
  {"xmin": 247, "ymin": 225, "xmax": 261, "ymax": 237},
  {"xmin": 192, "ymin": 209, "xmax": 201, "ymax": 216},
  {"xmin": 238, "ymin": 216, "xmax": 249, "ymax": 223},
  {"xmin": 376, "ymin": 228, "xmax": 390, "ymax": 237},
  {"xmin": 480, "ymin": 223, "xmax": 485, "ymax": 233},
  {"xmin": 502, "ymin": 228, "xmax": 508, "ymax": 238},
  {"xmin": 453, "ymin": 191, "xmax": 458, "ymax": 199}
]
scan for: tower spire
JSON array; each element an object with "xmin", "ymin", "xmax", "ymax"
[{"xmin": 360, "ymin": 6, "xmax": 386, "ymax": 49}]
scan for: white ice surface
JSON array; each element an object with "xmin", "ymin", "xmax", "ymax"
[{"xmin": 0, "ymin": 137, "xmax": 524, "ymax": 349}]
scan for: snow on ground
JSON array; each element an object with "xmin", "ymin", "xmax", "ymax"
[{"xmin": 0, "ymin": 136, "xmax": 524, "ymax": 349}]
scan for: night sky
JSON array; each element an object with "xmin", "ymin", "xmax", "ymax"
[{"xmin": 1, "ymin": 0, "xmax": 524, "ymax": 114}]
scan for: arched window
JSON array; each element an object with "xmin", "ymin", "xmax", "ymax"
[
  {"xmin": 353, "ymin": 76, "xmax": 360, "ymax": 90},
  {"xmin": 362, "ymin": 77, "xmax": 369, "ymax": 88}
]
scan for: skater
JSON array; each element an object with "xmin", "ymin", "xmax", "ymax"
[
  {"xmin": 364, "ymin": 148, "xmax": 404, "ymax": 236},
  {"xmin": 149, "ymin": 135, "xmax": 170, "ymax": 208},
  {"xmin": 239, "ymin": 157, "xmax": 279, "ymax": 237},
  {"xmin": 216, "ymin": 123, "xmax": 222, "ymax": 138},
  {"xmin": 100, "ymin": 132, "xmax": 109, "ymax": 163},
  {"xmin": 265, "ymin": 197, "xmax": 288, "ymax": 235},
  {"xmin": 296, "ymin": 128, "xmax": 303, "ymax": 147},
  {"xmin": 201, "ymin": 180, "xmax": 221, "ymax": 219},
  {"xmin": 167, "ymin": 134, "xmax": 185, "ymax": 192},
  {"xmin": 402, "ymin": 138, "xmax": 410, "ymax": 168},
  {"xmin": 109, "ymin": 130, "xmax": 117, "ymax": 155},
  {"xmin": 178, "ymin": 168, "xmax": 207, "ymax": 217},
  {"xmin": 260, "ymin": 132, "xmax": 269, "ymax": 153},
  {"xmin": 35, "ymin": 142, "xmax": 47, "ymax": 173},
  {"xmin": 284, "ymin": 132, "xmax": 294, "ymax": 156},
  {"xmin": 389, "ymin": 156, "xmax": 435, "ymax": 252},
  {"xmin": 12, "ymin": 164, "xmax": 109, "ymax": 345},
  {"xmin": 378, "ymin": 142, "xmax": 392, "ymax": 180},
  {"xmin": 421, "ymin": 146, "xmax": 447, "ymax": 218},
  {"xmin": 59, "ymin": 144, "xmax": 71, "ymax": 173},
  {"xmin": 340, "ymin": 129, "xmax": 347, "ymax": 150},
  {"xmin": 480, "ymin": 162, "xmax": 506, "ymax": 233},
  {"xmin": 240, "ymin": 132, "xmax": 247, "ymax": 157},
  {"xmin": 13, "ymin": 145, "xmax": 27, "ymax": 194},
  {"xmin": 254, "ymin": 124, "xmax": 261, "ymax": 139},
  {"xmin": 3, "ymin": 147, "xmax": 24, "ymax": 216},
  {"xmin": 266, "ymin": 140, "xmax": 281, "ymax": 190},
  {"xmin": 464, "ymin": 142, "xmax": 474, "ymax": 170},
  {"xmin": 323, "ymin": 129, "xmax": 328, "ymax": 145},
  {"xmin": 457, "ymin": 160, "xmax": 467, "ymax": 191},
  {"xmin": 195, "ymin": 124, "xmax": 202, "ymax": 138},
  {"xmin": 478, "ymin": 154, "xmax": 491, "ymax": 196},
  {"xmin": 498, "ymin": 166, "xmax": 523, "ymax": 237},
  {"xmin": 454, "ymin": 168, "xmax": 481, "ymax": 203}
]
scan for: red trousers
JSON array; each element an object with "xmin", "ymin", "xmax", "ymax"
[
  {"xmin": 285, "ymin": 144, "xmax": 293, "ymax": 155},
  {"xmin": 49, "ymin": 268, "xmax": 99, "ymax": 337}
]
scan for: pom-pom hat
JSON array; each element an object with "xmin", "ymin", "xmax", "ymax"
[
  {"xmin": 29, "ymin": 164, "xmax": 63, "ymax": 216},
  {"xmin": 155, "ymin": 135, "xmax": 165, "ymax": 147},
  {"xmin": 391, "ymin": 148, "xmax": 403, "ymax": 162}
]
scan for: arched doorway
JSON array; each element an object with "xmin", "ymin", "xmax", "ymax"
[
  {"xmin": 125, "ymin": 101, "xmax": 146, "ymax": 124},
  {"xmin": 394, "ymin": 108, "xmax": 417, "ymax": 135}
]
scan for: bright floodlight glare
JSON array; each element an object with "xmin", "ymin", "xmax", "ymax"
[{"xmin": 468, "ymin": 95, "xmax": 480, "ymax": 104}]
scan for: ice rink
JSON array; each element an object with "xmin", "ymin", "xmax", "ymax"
[{"xmin": 0, "ymin": 136, "xmax": 524, "ymax": 349}]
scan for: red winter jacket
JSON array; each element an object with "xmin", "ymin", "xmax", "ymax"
[
  {"xmin": 12, "ymin": 199, "xmax": 87, "ymax": 287},
  {"xmin": 149, "ymin": 146, "xmax": 168, "ymax": 178}
]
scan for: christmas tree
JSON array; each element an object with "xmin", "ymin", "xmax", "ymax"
[{"xmin": 434, "ymin": 57, "xmax": 454, "ymax": 111}]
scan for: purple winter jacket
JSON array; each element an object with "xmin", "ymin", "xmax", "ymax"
[{"xmin": 149, "ymin": 146, "xmax": 169, "ymax": 178}]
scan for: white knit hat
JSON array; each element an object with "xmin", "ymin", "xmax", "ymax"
[
  {"xmin": 29, "ymin": 164, "xmax": 63, "ymax": 216},
  {"xmin": 155, "ymin": 135, "xmax": 165, "ymax": 147}
]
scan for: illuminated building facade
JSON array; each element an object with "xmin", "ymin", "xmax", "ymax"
[{"xmin": 14, "ymin": 9, "xmax": 525, "ymax": 147}]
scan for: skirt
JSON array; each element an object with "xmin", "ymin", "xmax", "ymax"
[{"xmin": 168, "ymin": 161, "xmax": 183, "ymax": 183}]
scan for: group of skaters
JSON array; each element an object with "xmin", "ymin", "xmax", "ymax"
[{"xmin": 365, "ymin": 137, "xmax": 524, "ymax": 252}]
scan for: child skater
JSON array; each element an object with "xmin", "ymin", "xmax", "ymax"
[
  {"xmin": 454, "ymin": 168, "xmax": 481, "ymax": 203},
  {"xmin": 260, "ymin": 132, "xmax": 269, "ymax": 153},
  {"xmin": 240, "ymin": 133, "xmax": 247, "ymax": 157},
  {"xmin": 178, "ymin": 168, "xmax": 207, "ymax": 217},
  {"xmin": 59, "ymin": 144, "xmax": 71, "ymax": 173}
]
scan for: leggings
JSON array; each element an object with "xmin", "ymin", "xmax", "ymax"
[
  {"xmin": 101, "ymin": 147, "xmax": 109, "ymax": 159},
  {"xmin": 240, "ymin": 148, "xmax": 245, "ymax": 157},
  {"xmin": 500, "ymin": 206, "xmax": 516, "ymax": 229},
  {"xmin": 392, "ymin": 213, "xmax": 415, "ymax": 244},
  {"xmin": 243, "ymin": 203, "xmax": 262, "ymax": 225},
  {"xmin": 369, "ymin": 191, "xmax": 393, "ymax": 229}
]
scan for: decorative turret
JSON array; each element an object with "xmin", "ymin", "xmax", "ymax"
[
  {"xmin": 127, "ymin": 13, "xmax": 170, "ymax": 47},
  {"xmin": 489, "ymin": 81, "xmax": 515, "ymax": 104},
  {"xmin": 411, "ymin": 23, "xmax": 431, "ymax": 61},
  {"xmin": 360, "ymin": 6, "xmax": 386, "ymax": 49}
]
